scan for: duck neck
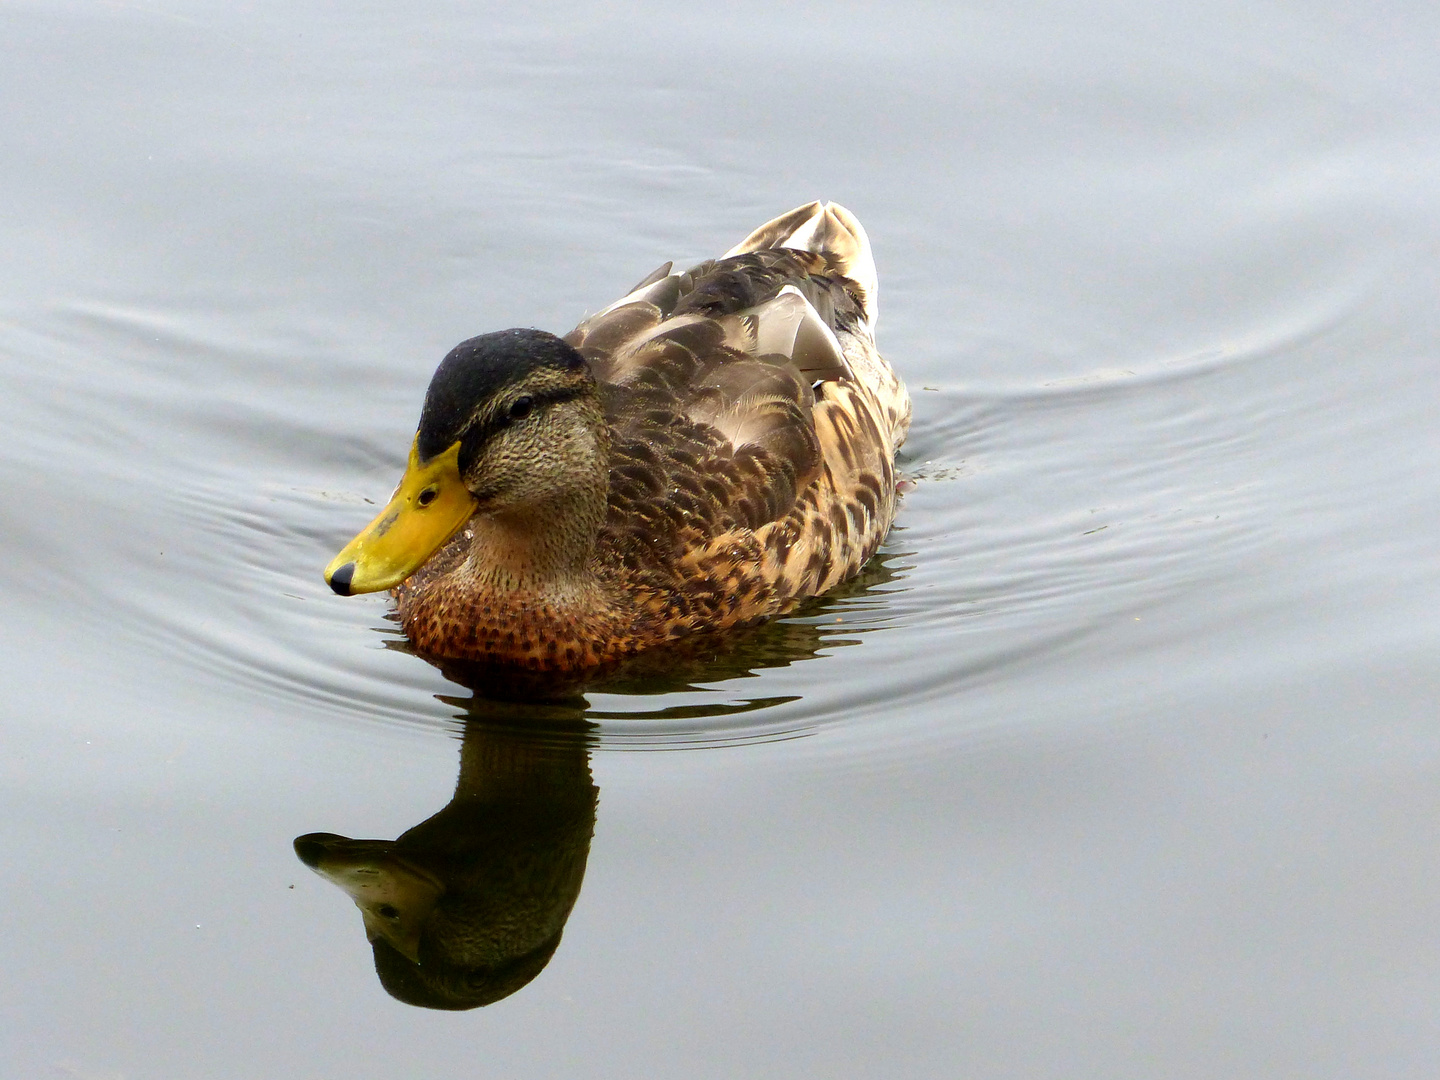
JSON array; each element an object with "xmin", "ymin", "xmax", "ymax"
[
  {"xmin": 458, "ymin": 404, "xmax": 613, "ymax": 603},
  {"xmin": 460, "ymin": 488, "xmax": 606, "ymax": 601}
]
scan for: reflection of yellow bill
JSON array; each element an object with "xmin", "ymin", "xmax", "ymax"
[
  {"xmin": 325, "ymin": 437, "xmax": 476, "ymax": 595},
  {"xmin": 295, "ymin": 834, "xmax": 444, "ymax": 965}
]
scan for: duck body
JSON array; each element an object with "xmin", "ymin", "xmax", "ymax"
[{"xmin": 327, "ymin": 202, "xmax": 910, "ymax": 673}]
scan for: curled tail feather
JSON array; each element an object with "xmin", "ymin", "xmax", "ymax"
[{"xmin": 724, "ymin": 201, "xmax": 879, "ymax": 330}]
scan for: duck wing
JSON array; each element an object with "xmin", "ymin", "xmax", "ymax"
[{"xmin": 563, "ymin": 202, "xmax": 908, "ymax": 615}]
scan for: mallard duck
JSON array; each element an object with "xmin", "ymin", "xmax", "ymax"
[{"xmin": 325, "ymin": 201, "xmax": 910, "ymax": 672}]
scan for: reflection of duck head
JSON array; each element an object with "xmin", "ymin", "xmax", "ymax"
[{"xmin": 294, "ymin": 721, "xmax": 596, "ymax": 1010}]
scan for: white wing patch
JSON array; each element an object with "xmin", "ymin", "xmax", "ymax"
[
  {"xmin": 589, "ymin": 270, "xmax": 680, "ymax": 322},
  {"xmin": 724, "ymin": 201, "xmax": 879, "ymax": 329},
  {"xmin": 726, "ymin": 286, "xmax": 851, "ymax": 383}
]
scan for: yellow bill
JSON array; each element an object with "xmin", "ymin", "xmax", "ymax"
[{"xmin": 325, "ymin": 437, "xmax": 476, "ymax": 595}]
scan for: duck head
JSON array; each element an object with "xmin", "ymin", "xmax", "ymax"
[{"xmin": 325, "ymin": 329, "xmax": 605, "ymax": 595}]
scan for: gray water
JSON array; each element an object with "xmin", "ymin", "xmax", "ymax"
[{"xmin": 5, "ymin": 1, "xmax": 1440, "ymax": 1076}]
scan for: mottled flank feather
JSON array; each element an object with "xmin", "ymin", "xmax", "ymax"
[{"xmin": 394, "ymin": 202, "xmax": 910, "ymax": 672}]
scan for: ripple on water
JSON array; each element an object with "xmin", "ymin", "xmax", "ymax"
[{"xmin": 2, "ymin": 285, "xmax": 1362, "ymax": 756}]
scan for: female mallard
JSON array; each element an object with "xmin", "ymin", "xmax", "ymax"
[{"xmin": 325, "ymin": 201, "xmax": 910, "ymax": 672}]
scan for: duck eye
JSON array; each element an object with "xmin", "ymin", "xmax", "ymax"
[
  {"xmin": 377, "ymin": 904, "xmax": 400, "ymax": 920},
  {"xmin": 416, "ymin": 487, "xmax": 438, "ymax": 507},
  {"xmin": 507, "ymin": 396, "xmax": 534, "ymax": 421}
]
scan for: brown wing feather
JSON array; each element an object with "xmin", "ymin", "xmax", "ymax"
[{"xmin": 561, "ymin": 239, "xmax": 902, "ymax": 627}]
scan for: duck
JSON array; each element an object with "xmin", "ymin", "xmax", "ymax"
[{"xmin": 324, "ymin": 201, "xmax": 911, "ymax": 672}]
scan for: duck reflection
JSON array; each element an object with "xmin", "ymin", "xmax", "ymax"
[
  {"xmin": 295, "ymin": 550, "xmax": 908, "ymax": 1009},
  {"xmin": 294, "ymin": 720, "xmax": 596, "ymax": 1010}
]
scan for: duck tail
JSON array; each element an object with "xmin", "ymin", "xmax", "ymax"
[{"xmin": 726, "ymin": 201, "xmax": 879, "ymax": 329}]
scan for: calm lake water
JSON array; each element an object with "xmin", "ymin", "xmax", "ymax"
[{"xmin": 5, "ymin": 2, "xmax": 1440, "ymax": 1076}]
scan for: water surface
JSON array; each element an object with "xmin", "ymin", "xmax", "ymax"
[{"xmin": 4, "ymin": 2, "xmax": 1440, "ymax": 1076}]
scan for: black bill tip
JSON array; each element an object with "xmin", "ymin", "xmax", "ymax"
[
  {"xmin": 292, "ymin": 834, "xmax": 333, "ymax": 868},
  {"xmin": 328, "ymin": 562, "xmax": 356, "ymax": 596}
]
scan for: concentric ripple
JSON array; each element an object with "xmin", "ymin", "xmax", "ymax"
[{"xmin": 0, "ymin": 271, "xmax": 1372, "ymax": 753}]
